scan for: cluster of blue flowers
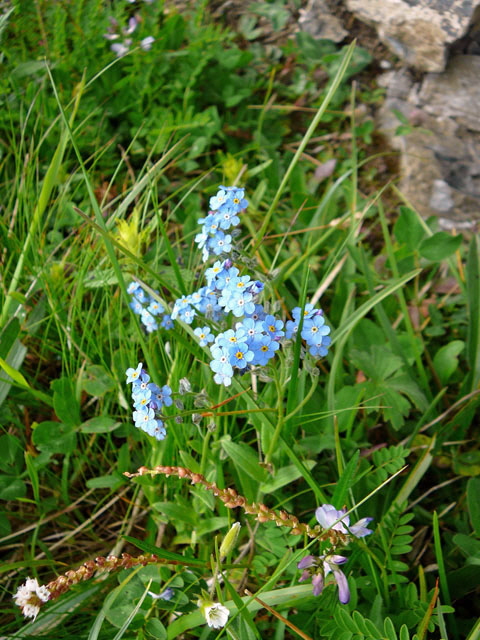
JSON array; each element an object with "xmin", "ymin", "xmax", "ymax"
[
  {"xmin": 125, "ymin": 363, "xmax": 172, "ymax": 440},
  {"xmin": 128, "ymin": 282, "xmax": 173, "ymax": 333},
  {"xmin": 194, "ymin": 186, "xmax": 248, "ymax": 262},
  {"xmin": 286, "ymin": 303, "xmax": 331, "ymax": 358},
  {"xmin": 170, "ymin": 186, "xmax": 332, "ymax": 387}
]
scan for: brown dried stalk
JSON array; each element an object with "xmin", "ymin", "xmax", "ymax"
[
  {"xmin": 124, "ymin": 465, "xmax": 349, "ymax": 547},
  {"xmin": 46, "ymin": 553, "xmax": 162, "ymax": 599}
]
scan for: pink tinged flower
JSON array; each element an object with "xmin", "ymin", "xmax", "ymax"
[{"xmin": 312, "ymin": 573, "xmax": 324, "ymax": 596}]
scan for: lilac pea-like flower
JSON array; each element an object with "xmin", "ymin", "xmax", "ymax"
[
  {"xmin": 148, "ymin": 587, "xmax": 175, "ymax": 601},
  {"xmin": 315, "ymin": 503, "xmax": 373, "ymax": 538},
  {"xmin": 140, "ymin": 36, "xmax": 154, "ymax": 51},
  {"xmin": 126, "ymin": 363, "xmax": 143, "ymax": 384},
  {"xmin": 124, "ymin": 16, "xmax": 138, "ymax": 35},
  {"xmin": 111, "ymin": 40, "xmax": 131, "ymax": 57},
  {"xmin": 297, "ymin": 554, "xmax": 350, "ymax": 604}
]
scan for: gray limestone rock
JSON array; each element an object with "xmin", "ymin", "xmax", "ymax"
[
  {"xmin": 298, "ymin": 0, "xmax": 348, "ymax": 43},
  {"xmin": 346, "ymin": 0, "xmax": 480, "ymax": 71},
  {"xmin": 377, "ymin": 55, "xmax": 480, "ymax": 224}
]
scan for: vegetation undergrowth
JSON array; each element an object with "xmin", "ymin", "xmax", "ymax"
[{"xmin": 1, "ymin": 1, "xmax": 479, "ymax": 639}]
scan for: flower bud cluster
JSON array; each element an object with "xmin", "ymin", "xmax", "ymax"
[
  {"xmin": 125, "ymin": 362, "xmax": 172, "ymax": 440},
  {"xmin": 127, "ymin": 282, "xmax": 173, "ymax": 333}
]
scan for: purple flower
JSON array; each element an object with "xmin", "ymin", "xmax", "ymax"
[
  {"xmin": 297, "ymin": 553, "xmax": 350, "ymax": 603},
  {"xmin": 315, "ymin": 504, "xmax": 373, "ymax": 538}
]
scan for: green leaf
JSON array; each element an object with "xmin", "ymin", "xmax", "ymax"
[
  {"xmin": 32, "ymin": 421, "xmax": 77, "ymax": 455},
  {"xmin": 81, "ymin": 365, "xmax": 115, "ymax": 397},
  {"xmin": 0, "ymin": 434, "xmax": 23, "ymax": 473},
  {"xmin": 394, "ymin": 206, "xmax": 425, "ymax": 249},
  {"xmin": 122, "ymin": 535, "xmax": 206, "ymax": 567},
  {"xmin": 332, "ymin": 450, "xmax": 359, "ymax": 508},
  {"xmin": 52, "ymin": 377, "xmax": 81, "ymax": 428},
  {"xmin": 145, "ymin": 619, "xmax": 167, "ymax": 640},
  {"xmin": 419, "ymin": 232, "xmax": 462, "ymax": 261},
  {"xmin": 79, "ymin": 417, "xmax": 119, "ymax": 433},
  {"xmin": 467, "ymin": 478, "xmax": 480, "ymax": 535},
  {"xmin": 433, "ymin": 340, "xmax": 465, "ymax": 384},
  {"xmin": 454, "ymin": 451, "xmax": 480, "ymax": 476},
  {"xmin": 151, "ymin": 501, "xmax": 198, "ymax": 527},
  {"xmin": 0, "ymin": 355, "xmax": 29, "ymax": 388},
  {"xmin": 453, "ymin": 533, "xmax": 480, "ymax": 558},
  {"xmin": 465, "ymin": 235, "xmax": 480, "ymax": 392},
  {"xmin": 86, "ymin": 473, "xmax": 125, "ymax": 490},
  {"xmin": 259, "ymin": 460, "xmax": 316, "ymax": 494},
  {"xmin": 0, "ymin": 476, "xmax": 26, "ymax": 501},
  {"xmin": 221, "ymin": 438, "xmax": 267, "ymax": 483}
]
